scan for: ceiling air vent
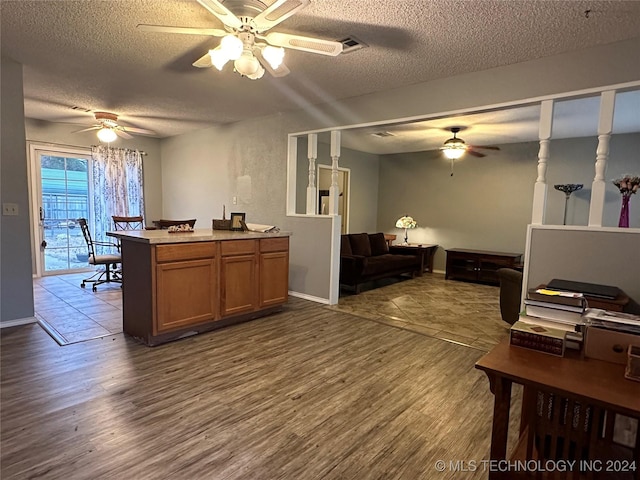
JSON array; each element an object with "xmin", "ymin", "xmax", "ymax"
[
  {"xmin": 370, "ymin": 131, "xmax": 395, "ymax": 138},
  {"xmin": 339, "ymin": 36, "xmax": 368, "ymax": 54},
  {"xmin": 70, "ymin": 106, "xmax": 92, "ymax": 113}
]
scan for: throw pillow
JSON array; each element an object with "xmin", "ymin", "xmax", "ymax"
[
  {"xmin": 368, "ymin": 233, "xmax": 389, "ymax": 256},
  {"xmin": 349, "ymin": 233, "xmax": 372, "ymax": 257}
]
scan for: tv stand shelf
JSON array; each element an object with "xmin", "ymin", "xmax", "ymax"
[{"xmin": 445, "ymin": 248, "xmax": 522, "ymax": 286}]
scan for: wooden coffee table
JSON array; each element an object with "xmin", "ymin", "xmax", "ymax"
[{"xmin": 389, "ymin": 244, "xmax": 438, "ymax": 275}]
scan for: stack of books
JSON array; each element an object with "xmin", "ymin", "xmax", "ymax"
[{"xmin": 510, "ymin": 287, "xmax": 587, "ymax": 355}]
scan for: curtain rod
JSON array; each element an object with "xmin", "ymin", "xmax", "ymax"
[{"xmin": 25, "ymin": 139, "xmax": 147, "ymax": 155}]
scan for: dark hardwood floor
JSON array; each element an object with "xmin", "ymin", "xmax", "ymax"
[{"xmin": 2, "ymin": 284, "xmax": 521, "ymax": 479}]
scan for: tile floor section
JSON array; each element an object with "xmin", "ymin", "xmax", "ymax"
[
  {"xmin": 34, "ymin": 271, "xmax": 510, "ymax": 349},
  {"xmin": 329, "ymin": 273, "xmax": 511, "ymax": 351},
  {"xmin": 34, "ymin": 272, "xmax": 123, "ymax": 345}
]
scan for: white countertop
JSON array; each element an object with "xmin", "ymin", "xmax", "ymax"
[{"xmin": 107, "ymin": 229, "xmax": 290, "ymax": 245}]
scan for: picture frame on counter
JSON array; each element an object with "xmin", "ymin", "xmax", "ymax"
[{"xmin": 230, "ymin": 212, "xmax": 246, "ymax": 231}]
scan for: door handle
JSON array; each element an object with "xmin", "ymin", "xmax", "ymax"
[{"xmin": 40, "ymin": 206, "xmax": 45, "ymax": 222}]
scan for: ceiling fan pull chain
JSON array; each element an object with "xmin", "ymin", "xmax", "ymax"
[{"xmin": 450, "ymin": 159, "xmax": 454, "ymax": 176}]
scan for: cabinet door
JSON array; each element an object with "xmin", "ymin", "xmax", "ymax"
[
  {"xmin": 220, "ymin": 254, "xmax": 256, "ymax": 317},
  {"xmin": 259, "ymin": 251, "xmax": 289, "ymax": 308},
  {"xmin": 156, "ymin": 258, "xmax": 217, "ymax": 333},
  {"xmin": 447, "ymin": 254, "xmax": 479, "ymax": 281}
]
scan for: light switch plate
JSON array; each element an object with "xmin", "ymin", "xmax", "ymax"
[{"xmin": 2, "ymin": 203, "xmax": 19, "ymax": 216}]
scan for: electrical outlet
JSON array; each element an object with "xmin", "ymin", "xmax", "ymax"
[
  {"xmin": 2, "ymin": 203, "xmax": 19, "ymax": 216},
  {"xmin": 232, "ymin": 196, "xmax": 237, "ymax": 205}
]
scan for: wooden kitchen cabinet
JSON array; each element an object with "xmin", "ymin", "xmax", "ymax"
[
  {"xmin": 259, "ymin": 237, "xmax": 289, "ymax": 308},
  {"xmin": 113, "ymin": 231, "xmax": 290, "ymax": 346}
]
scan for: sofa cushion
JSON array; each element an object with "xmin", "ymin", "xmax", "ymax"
[
  {"xmin": 362, "ymin": 254, "xmax": 418, "ymax": 276},
  {"xmin": 368, "ymin": 233, "xmax": 389, "ymax": 256},
  {"xmin": 341, "ymin": 235, "xmax": 352, "ymax": 256},
  {"xmin": 349, "ymin": 233, "xmax": 372, "ymax": 257}
]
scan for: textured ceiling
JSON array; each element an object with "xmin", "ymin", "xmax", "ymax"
[{"xmin": 2, "ymin": 0, "xmax": 640, "ymax": 151}]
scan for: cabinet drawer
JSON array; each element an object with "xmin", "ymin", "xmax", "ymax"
[
  {"xmin": 221, "ymin": 239, "xmax": 256, "ymax": 256},
  {"xmin": 260, "ymin": 237, "xmax": 289, "ymax": 253},
  {"xmin": 156, "ymin": 242, "xmax": 216, "ymax": 263}
]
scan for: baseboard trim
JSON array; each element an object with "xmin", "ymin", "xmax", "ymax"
[
  {"xmin": 1, "ymin": 316, "xmax": 38, "ymax": 329},
  {"xmin": 288, "ymin": 291, "xmax": 330, "ymax": 305}
]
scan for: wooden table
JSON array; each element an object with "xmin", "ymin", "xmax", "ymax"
[
  {"xmin": 389, "ymin": 244, "xmax": 437, "ymax": 275},
  {"xmin": 476, "ymin": 338, "xmax": 640, "ymax": 479}
]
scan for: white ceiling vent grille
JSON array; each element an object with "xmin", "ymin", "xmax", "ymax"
[
  {"xmin": 339, "ymin": 36, "xmax": 368, "ymax": 54},
  {"xmin": 370, "ymin": 131, "xmax": 395, "ymax": 138}
]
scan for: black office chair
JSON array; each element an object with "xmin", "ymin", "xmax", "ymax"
[
  {"xmin": 496, "ymin": 268, "xmax": 523, "ymax": 325},
  {"xmin": 78, "ymin": 218, "xmax": 122, "ymax": 291}
]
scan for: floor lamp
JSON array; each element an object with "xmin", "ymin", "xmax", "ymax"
[{"xmin": 554, "ymin": 184, "xmax": 583, "ymax": 225}]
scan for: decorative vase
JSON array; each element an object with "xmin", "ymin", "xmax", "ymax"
[{"xmin": 619, "ymin": 195, "xmax": 630, "ymax": 228}]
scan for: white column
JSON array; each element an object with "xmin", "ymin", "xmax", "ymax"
[
  {"xmin": 588, "ymin": 90, "xmax": 616, "ymax": 227},
  {"xmin": 306, "ymin": 133, "xmax": 318, "ymax": 215},
  {"xmin": 531, "ymin": 100, "xmax": 553, "ymax": 225},
  {"xmin": 329, "ymin": 130, "xmax": 341, "ymax": 216}
]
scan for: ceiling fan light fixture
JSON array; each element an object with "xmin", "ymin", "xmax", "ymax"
[
  {"xmin": 220, "ymin": 34, "xmax": 243, "ymax": 60},
  {"xmin": 234, "ymin": 51, "xmax": 260, "ymax": 76},
  {"xmin": 442, "ymin": 146, "xmax": 466, "ymax": 159},
  {"xmin": 209, "ymin": 47, "xmax": 229, "ymax": 70},
  {"xmin": 97, "ymin": 127, "xmax": 117, "ymax": 143},
  {"xmin": 262, "ymin": 45, "xmax": 285, "ymax": 69},
  {"xmin": 246, "ymin": 64, "xmax": 265, "ymax": 80}
]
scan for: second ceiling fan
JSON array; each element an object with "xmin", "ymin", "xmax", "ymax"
[
  {"xmin": 440, "ymin": 127, "xmax": 500, "ymax": 176},
  {"xmin": 440, "ymin": 127, "xmax": 500, "ymax": 159},
  {"xmin": 138, "ymin": 0, "xmax": 343, "ymax": 79}
]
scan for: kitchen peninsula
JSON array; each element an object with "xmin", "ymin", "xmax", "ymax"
[{"xmin": 108, "ymin": 229, "xmax": 290, "ymax": 346}]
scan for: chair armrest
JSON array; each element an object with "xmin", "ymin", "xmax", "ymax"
[{"xmin": 94, "ymin": 240, "xmax": 120, "ymax": 250}]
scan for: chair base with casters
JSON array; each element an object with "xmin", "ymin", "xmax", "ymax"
[
  {"xmin": 78, "ymin": 218, "xmax": 123, "ymax": 291},
  {"xmin": 81, "ymin": 254, "xmax": 122, "ymax": 291}
]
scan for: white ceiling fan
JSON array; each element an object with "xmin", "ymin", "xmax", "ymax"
[
  {"xmin": 73, "ymin": 112, "xmax": 156, "ymax": 142},
  {"xmin": 137, "ymin": 0, "xmax": 343, "ymax": 79}
]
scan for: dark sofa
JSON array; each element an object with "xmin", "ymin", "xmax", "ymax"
[{"xmin": 340, "ymin": 232, "xmax": 422, "ymax": 293}]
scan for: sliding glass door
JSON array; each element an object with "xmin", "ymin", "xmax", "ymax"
[{"xmin": 31, "ymin": 146, "xmax": 92, "ymax": 275}]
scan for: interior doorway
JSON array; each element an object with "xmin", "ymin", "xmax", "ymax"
[{"xmin": 317, "ymin": 165, "xmax": 350, "ymax": 234}]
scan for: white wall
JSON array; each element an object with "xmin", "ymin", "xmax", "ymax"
[{"xmin": 1, "ymin": 56, "xmax": 34, "ymax": 325}]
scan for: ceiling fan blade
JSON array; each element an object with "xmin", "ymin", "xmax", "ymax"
[
  {"xmin": 122, "ymin": 126, "xmax": 156, "ymax": 136},
  {"xmin": 115, "ymin": 129, "xmax": 134, "ymax": 140},
  {"xmin": 193, "ymin": 52, "xmax": 213, "ymax": 68},
  {"xmin": 197, "ymin": 0, "xmax": 242, "ymax": 29},
  {"xmin": 137, "ymin": 24, "xmax": 226, "ymax": 37},
  {"xmin": 252, "ymin": 0, "xmax": 309, "ymax": 32},
  {"xmin": 72, "ymin": 125, "xmax": 100, "ymax": 133},
  {"xmin": 264, "ymin": 32, "xmax": 343, "ymax": 56},
  {"xmin": 469, "ymin": 145, "xmax": 501, "ymax": 150},
  {"xmin": 254, "ymin": 48, "xmax": 290, "ymax": 77},
  {"xmin": 466, "ymin": 149, "xmax": 486, "ymax": 158}
]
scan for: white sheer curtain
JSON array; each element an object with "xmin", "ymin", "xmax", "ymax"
[{"xmin": 91, "ymin": 146, "xmax": 145, "ymax": 247}]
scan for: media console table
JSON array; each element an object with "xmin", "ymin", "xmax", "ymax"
[
  {"xmin": 108, "ymin": 229, "xmax": 290, "ymax": 346},
  {"xmin": 476, "ymin": 338, "xmax": 640, "ymax": 480},
  {"xmin": 445, "ymin": 248, "xmax": 522, "ymax": 285}
]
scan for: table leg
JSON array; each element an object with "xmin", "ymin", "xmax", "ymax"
[{"xmin": 486, "ymin": 372, "xmax": 512, "ymax": 479}]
